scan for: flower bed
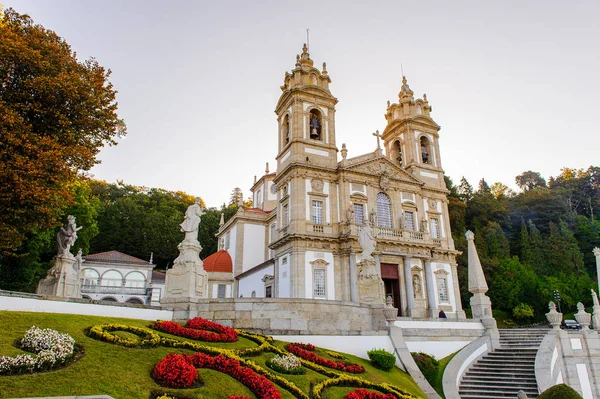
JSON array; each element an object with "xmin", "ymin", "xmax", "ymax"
[
  {"xmin": 0, "ymin": 326, "xmax": 75, "ymax": 375},
  {"xmin": 285, "ymin": 343, "xmax": 364, "ymax": 374},
  {"xmin": 266, "ymin": 354, "xmax": 305, "ymax": 375},
  {"xmin": 87, "ymin": 324, "xmax": 161, "ymax": 348},
  {"xmin": 153, "ymin": 317, "xmax": 238, "ymax": 342},
  {"xmin": 312, "ymin": 375, "xmax": 416, "ymax": 399},
  {"xmin": 345, "ymin": 388, "xmax": 397, "ymax": 399},
  {"xmin": 153, "ymin": 352, "xmax": 281, "ymax": 399}
]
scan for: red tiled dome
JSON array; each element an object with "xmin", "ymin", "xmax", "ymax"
[{"xmin": 203, "ymin": 250, "xmax": 233, "ymax": 273}]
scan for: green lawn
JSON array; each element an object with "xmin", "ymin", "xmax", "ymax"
[{"xmin": 0, "ymin": 311, "xmax": 425, "ymax": 399}]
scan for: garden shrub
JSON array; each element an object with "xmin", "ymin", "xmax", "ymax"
[
  {"xmin": 538, "ymin": 384, "xmax": 583, "ymax": 399},
  {"xmin": 366, "ymin": 348, "xmax": 396, "ymax": 371},
  {"xmin": 411, "ymin": 352, "xmax": 438, "ymax": 383},
  {"xmin": 512, "ymin": 303, "xmax": 534, "ymax": 321},
  {"xmin": 267, "ymin": 354, "xmax": 305, "ymax": 375}
]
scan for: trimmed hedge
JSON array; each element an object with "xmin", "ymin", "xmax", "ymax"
[
  {"xmin": 367, "ymin": 348, "xmax": 396, "ymax": 371},
  {"xmin": 538, "ymin": 384, "xmax": 583, "ymax": 399}
]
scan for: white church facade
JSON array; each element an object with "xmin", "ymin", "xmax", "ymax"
[{"xmin": 215, "ymin": 44, "xmax": 465, "ymax": 319}]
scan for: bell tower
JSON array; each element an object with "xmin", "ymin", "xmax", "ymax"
[
  {"xmin": 275, "ymin": 44, "xmax": 338, "ymax": 172},
  {"xmin": 381, "ymin": 76, "xmax": 445, "ymax": 190}
]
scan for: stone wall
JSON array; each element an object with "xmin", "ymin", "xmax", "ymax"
[
  {"xmin": 163, "ymin": 297, "xmax": 388, "ymax": 335},
  {"xmin": 536, "ymin": 329, "xmax": 600, "ymax": 398},
  {"xmin": 0, "ymin": 290, "xmax": 173, "ymax": 321}
]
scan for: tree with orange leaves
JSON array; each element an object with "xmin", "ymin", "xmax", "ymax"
[{"xmin": 0, "ymin": 8, "xmax": 126, "ymax": 253}]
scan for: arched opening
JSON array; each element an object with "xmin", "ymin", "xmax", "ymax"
[
  {"xmin": 125, "ymin": 297, "xmax": 144, "ymax": 305},
  {"xmin": 100, "ymin": 270, "xmax": 123, "ymax": 287},
  {"xmin": 125, "ymin": 271, "xmax": 146, "ymax": 288},
  {"xmin": 100, "ymin": 296, "xmax": 118, "ymax": 302},
  {"xmin": 391, "ymin": 140, "xmax": 402, "ymax": 166},
  {"xmin": 81, "ymin": 268, "xmax": 99, "ymax": 287},
  {"xmin": 416, "ymin": 104, "xmax": 423, "ymax": 115},
  {"xmin": 282, "ymin": 114, "xmax": 290, "ymax": 145},
  {"xmin": 376, "ymin": 192, "xmax": 392, "ymax": 228},
  {"xmin": 420, "ymin": 136, "xmax": 431, "ymax": 164},
  {"xmin": 309, "ymin": 109, "xmax": 322, "ymax": 141}
]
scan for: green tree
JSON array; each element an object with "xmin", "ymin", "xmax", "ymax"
[
  {"xmin": 488, "ymin": 257, "xmax": 537, "ymax": 311},
  {"xmin": 544, "ymin": 220, "xmax": 585, "ymax": 275},
  {"xmin": 0, "ymin": 8, "xmax": 125, "ymax": 253},
  {"xmin": 458, "ymin": 177, "xmax": 474, "ymax": 203},
  {"xmin": 515, "ymin": 171, "xmax": 547, "ymax": 191},
  {"xmin": 89, "ymin": 182, "xmax": 201, "ymax": 268}
]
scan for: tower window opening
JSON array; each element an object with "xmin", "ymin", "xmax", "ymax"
[
  {"xmin": 283, "ymin": 114, "xmax": 290, "ymax": 144},
  {"xmin": 392, "ymin": 140, "xmax": 402, "ymax": 166},
  {"xmin": 309, "ymin": 109, "xmax": 322, "ymax": 140},
  {"xmin": 420, "ymin": 136, "xmax": 431, "ymax": 164}
]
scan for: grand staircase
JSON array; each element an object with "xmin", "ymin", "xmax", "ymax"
[{"xmin": 459, "ymin": 328, "xmax": 548, "ymax": 398}]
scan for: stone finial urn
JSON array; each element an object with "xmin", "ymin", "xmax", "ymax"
[
  {"xmin": 546, "ymin": 301, "xmax": 563, "ymax": 329},
  {"xmin": 383, "ymin": 294, "xmax": 398, "ymax": 324},
  {"xmin": 517, "ymin": 390, "xmax": 528, "ymax": 399},
  {"xmin": 574, "ymin": 302, "xmax": 591, "ymax": 330}
]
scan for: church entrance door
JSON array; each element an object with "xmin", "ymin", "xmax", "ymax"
[{"xmin": 381, "ymin": 263, "xmax": 401, "ymax": 316}]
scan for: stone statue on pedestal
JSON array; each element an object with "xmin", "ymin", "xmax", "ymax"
[
  {"xmin": 36, "ymin": 215, "xmax": 83, "ymax": 298},
  {"xmin": 163, "ymin": 198, "xmax": 209, "ymax": 302},
  {"xmin": 356, "ymin": 221, "xmax": 385, "ymax": 304},
  {"xmin": 180, "ymin": 198, "xmax": 204, "ymax": 242},
  {"xmin": 592, "ymin": 289, "xmax": 600, "ymax": 330}
]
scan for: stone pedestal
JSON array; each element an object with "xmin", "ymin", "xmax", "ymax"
[
  {"xmin": 575, "ymin": 302, "xmax": 591, "ymax": 330},
  {"xmin": 164, "ymin": 240, "xmax": 208, "ymax": 301},
  {"xmin": 357, "ymin": 259, "xmax": 385, "ymax": 304},
  {"xmin": 36, "ymin": 255, "xmax": 81, "ymax": 298},
  {"xmin": 592, "ymin": 306, "xmax": 600, "ymax": 330},
  {"xmin": 546, "ymin": 301, "xmax": 562, "ymax": 329}
]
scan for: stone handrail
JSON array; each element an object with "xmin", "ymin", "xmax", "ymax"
[
  {"xmin": 388, "ymin": 326, "xmax": 442, "ymax": 399},
  {"xmin": 442, "ymin": 334, "xmax": 493, "ymax": 398},
  {"xmin": 535, "ymin": 330, "xmax": 561, "ymax": 394}
]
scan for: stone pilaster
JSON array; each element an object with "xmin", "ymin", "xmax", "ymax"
[
  {"xmin": 349, "ymin": 252, "xmax": 358, "ymax": 303},
  {"xmin": 404, "ymin": 255, "xmax": 416, "ymax": 316},
  {"xmin": 424, "ymin": 259, "xmax": 438, "ymax": 318}
]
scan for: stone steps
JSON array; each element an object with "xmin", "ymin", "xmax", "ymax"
[{"xmin": 458, "ymin": 328, "xmax": 548, "ymax": 398}]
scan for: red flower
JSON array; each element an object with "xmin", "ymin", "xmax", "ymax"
[
  {"xmin": 152, "ymin": 354, "xmax": 198, "ymax": 388},
  {"xmin": 285, "ymin": 343, "xmax": 364, "ymax": 373},
  {"xmin": 153, "ymin": 317, "xmax": 238, "ymax": 342},
  {"xmin": 153, "ymin": 352, "xmax": 281, "ymax": 399},
  {"xmin": 344, "ymin": 389, "xmax": 396, "ymax": 399}
]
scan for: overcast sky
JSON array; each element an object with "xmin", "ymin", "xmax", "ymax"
[{"xmin": 9, "ymin": 0, "xmax": 600, "ymax": 207}]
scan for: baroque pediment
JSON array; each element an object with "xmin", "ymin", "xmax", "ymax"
[{"xmin": 341, "ymin": 155, "xmax": 423, "ymax": 186}]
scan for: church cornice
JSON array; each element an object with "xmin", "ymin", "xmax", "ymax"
[{"xmin": 275, "ymin": 87, "xmax": 337, "ymax": 114}]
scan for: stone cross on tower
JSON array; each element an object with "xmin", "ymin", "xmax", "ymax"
[
  {"xmin": 466, "ymin": 230, "xmax": 496, "ymax": 328},
  {"xmin": 373, "ymin": 130, "xmax": 382, "ymax": 150}
]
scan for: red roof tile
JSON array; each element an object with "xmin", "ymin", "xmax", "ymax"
[
  {"xmin": 203, "ymin": 250, "xmax": 233, "ymax": 273},
  {"xmin": 152, "ymin": 271, "xmax": 166, "ymax": 283},
  {"xmin": 83, "ymin": 250, "xmax": 150, "ymax": 266}
]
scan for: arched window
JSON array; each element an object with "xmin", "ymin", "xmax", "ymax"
[
  {"xmin": 125, "ymin": 271, "xmax": 146, "ymax": 288},
  {"xmin": 81, "ymin": 269, "xmax": 99, "ymax": 286},
  {"xmin": 309, "ymin": 109, "xmax": 322, "ymax": 140},
  {"xmin": 282, "ymin": 114, "xmax": 290, "ymax": 145},
  {"xmin": 125, "ymin": 297, "xmax": 144, "ymax": 305},
  {"xmin": 391, "ymin": 140, "xmax": 402, "ymax": 166},
  {"xmin": 101, "ymin": 270, "xmax": 123, "ymax": 287},
  {"xmin": 376, "ymin": 193, "xmax": 392, "ymax": 228},
  {"xmin": 416, "ymin": 104, "xmax": 423, "ymax": 115},
  {"xmin": 420, "ymin": 136, "xmax": 431, "ymax": 164}
]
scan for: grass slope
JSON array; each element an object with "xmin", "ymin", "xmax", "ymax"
[{"xmin": 0, "ymin": 311, "xmax": 425, "ymax": 399}]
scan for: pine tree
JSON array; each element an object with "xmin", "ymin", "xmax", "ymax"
[{"xmin": 458, "ymin": 177, "xmax": 474, "ymax": 203}]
